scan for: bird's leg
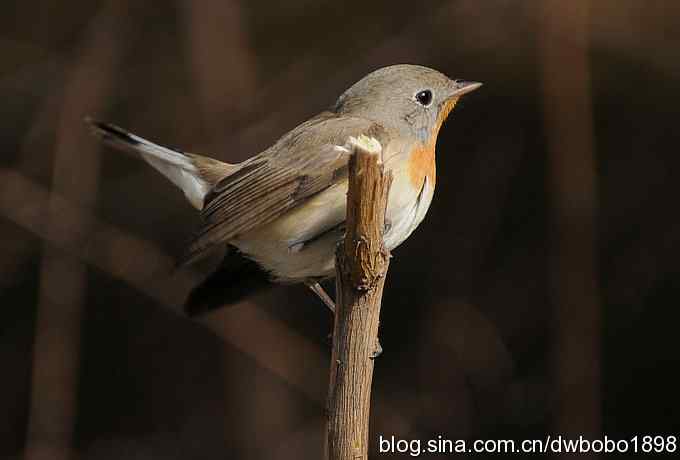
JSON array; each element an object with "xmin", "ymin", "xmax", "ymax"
[
  {"xmin": 305, "ymin": 280, "xmax": 383, "ymax": 358},
  {"xmin": 306, "ymin": 281, "xmax": 336, "ymax": 348},
  {"xmin": 306, "ymin": 281, "xmax": 335, "ymax": 314},
  {"xmin": 371, "ymin": 338, "xmax": 383, "ymax": 359}
]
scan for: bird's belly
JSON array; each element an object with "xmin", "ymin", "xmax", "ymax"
[
  {"xmin": 231, "ymin": 182, "xmax": 348, "ymax": 282},
  {"xmin": 232, "ymin": 171, "xmax": 434, "ymax": 283}
]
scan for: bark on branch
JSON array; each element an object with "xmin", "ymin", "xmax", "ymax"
[{"xmin": 325, "ymin": 137, "xmax": 393, "ymax": 460}]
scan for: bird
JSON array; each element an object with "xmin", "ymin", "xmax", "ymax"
[{"xmin": 87, "ymin": 64, "xmax": 481, "ymax": 318}]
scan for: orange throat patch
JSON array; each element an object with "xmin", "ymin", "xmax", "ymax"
[
  {"xmin": 406, "ymin": 97, "xmax": 458, "ymax": 189},
  {"xmin": 407, "ymin": 143, "xmax": 437, "ymax": 189}
]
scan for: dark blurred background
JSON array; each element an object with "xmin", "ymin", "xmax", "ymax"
[{"xmin": 2, "ymin": 0, "xmax": 679, "ymax": 459}]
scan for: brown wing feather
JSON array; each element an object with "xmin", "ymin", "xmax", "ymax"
[{"xmin": 183, "ymin": 113, "xmax": 390, "ymax": 263}]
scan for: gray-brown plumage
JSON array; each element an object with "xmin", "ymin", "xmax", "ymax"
[
  {"xmin": 189, "ymin": 115, "xmax": 389, "ymax": 264},
  {"xmin": 87, "ymin": 64, "xmax": 481, "ymax": 315}
]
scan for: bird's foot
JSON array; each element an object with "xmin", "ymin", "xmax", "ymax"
[
  {"xmin": 370, "ymin": 338, "xmax": 383, "ymax": 359},
  {"xmin": 326, "ymin": 333, "xmax": 382, "ymax": 359}
]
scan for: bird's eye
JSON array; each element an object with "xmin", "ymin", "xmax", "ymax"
[{"xmin": 415, "ymin": 89, "xmax": 433, "ymax": 106}]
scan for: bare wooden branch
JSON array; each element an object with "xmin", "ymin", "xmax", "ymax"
[{"xmin": 325, "ymin": 139, "xmax": 393, "ymax": 460}]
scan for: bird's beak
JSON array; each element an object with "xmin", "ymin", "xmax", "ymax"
[
  {"xmin": 437, "ymin": 81, "xmax": 483, "ymax": 124},
  {"xmin": 448, "ymin": 81, "xmax": 483, "ymax": 98}
]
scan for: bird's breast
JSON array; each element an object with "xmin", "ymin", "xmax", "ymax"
[
  {"xmin": 406, "ymin": 142, "xmax": 437, "ymax": 190},
  {"xmin": 383, "ymin": 168, "xmax": 435, "ymax": 251}
]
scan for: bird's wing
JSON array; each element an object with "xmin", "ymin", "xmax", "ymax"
[{"xmin": 183, "ymin": 112, "xmax": 390, "ymax": 263}]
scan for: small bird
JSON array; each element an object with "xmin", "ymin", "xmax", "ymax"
[{"xmin": 87, "ymin": 64, "xmax": 481, "ymax": 317}]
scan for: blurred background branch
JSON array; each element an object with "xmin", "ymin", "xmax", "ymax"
[
  {"xmin": 539, "ymin": 0, "xmax": 602, "ymax": 448},
  {"xmin": 25, "ymin": 3, "xmax": 129, "ymax": 459}
]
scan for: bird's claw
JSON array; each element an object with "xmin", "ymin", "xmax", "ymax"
[
  {"xmin": 370, "ymin": 338, "xmax": 383, "ymax": 359},
  {"xmin": 326, "ymin": 334, "xmax": 383, "ymax": 359}
]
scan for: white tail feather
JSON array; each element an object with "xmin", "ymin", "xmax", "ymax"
[{"xmin": 87, "ymin": 119, "xmax": 210, "ymax": 209}]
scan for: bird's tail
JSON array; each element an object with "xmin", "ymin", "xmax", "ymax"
[{"xmin": 85, "ymin": 118, "xmax": 235, "ymax": 210}]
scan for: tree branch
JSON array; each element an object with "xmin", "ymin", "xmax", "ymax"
[{"xmin": 325, "ymin": 136, "xmax": 393, "ymax": 460}]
